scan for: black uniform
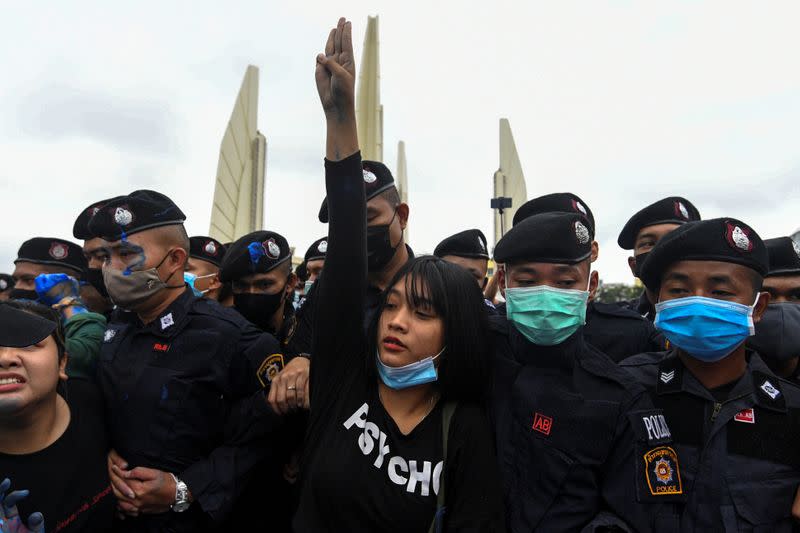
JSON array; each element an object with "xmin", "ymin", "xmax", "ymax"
[
  {"xmin": 584, "ymin": 300, "xmax": 665, "ymax": 362},
  {"xmin": 491, "ymin": 212, "xmax": 676, "ymax": 532},
  {"xmin": 621, "ymin": 350, "xmax": 800, "ymax": 530},
  {"xmin": 97, "ymin": 288, "xmax": 282, "ymax": 531},
  {"xmin": 620, "ymin": 290, "xmax": 656, "ymax": 321}
]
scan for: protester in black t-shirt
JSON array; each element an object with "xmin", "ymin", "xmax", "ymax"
[
  {"xmin": 294, "ymin": 18, "xmax": 504, "ymax": 532},
  {"xmin": 0, "ymin": 300, "xmax": 114, "ymax": 531}
]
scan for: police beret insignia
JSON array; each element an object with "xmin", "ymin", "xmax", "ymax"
[
  {"xmin": 478, "ymin": 236, "xmax": 486, "ymax": 252},
  {"xmin": 794, "ymin": 240, "xmax": 800, "ymax": 260},
  {"xmin": 575, "ymin": 221, "xmax": 591, "ymax": 245},
  {"xmin": 0, "ymin": 280, "xmax": 7, "ymax": 290},
  {"xmin": 114, "ymin": 207, "xmax": 134, "ymax": 227},
  {"xmin": 264, "ymin": 238, "xmax": 280, "ymax": 260},
  {"xmin": 573, "ymin": 199, "xmax": 588, "ymax": 216},
  {"xmin": 90, "ymin": 206, "xmax": 101, "ymax": 217},
  {"xmin": 643, "ymin": 446, "xmax": 682, "ymax": 496},
  {"xmin": 257, "ymin": 354, "xmax": 285, "ymax": 388},
  {"xmin": 49, "ymin": 242, "xmax": 69, "ymax": 260},
  {"xmin": 675, "ymin": 201, "xmax": 689, "ymax": 220},
  {"xmin": 726, "ymin": 222, "xmax": 753, "ymax": 253},
  {"xmin": 363, "ymin": 169, "xmax": 378, "ymax": 184},
  {"xmin": 318, "ymin": 240, "xmax": 328, "ymax": 253},
  {"xmin": 204, "ymin": 241, "xmax": 218, "ymax": 256}
]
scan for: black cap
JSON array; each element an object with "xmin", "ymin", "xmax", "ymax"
[
  {"xmin": 318, "ymin": 160, "xmax": 396, "ymax": 223},
  {"xmin": 72, "ymin": 197, "xmax": 121, "ymax": 240},
  {"xmin": 219, "ymin": 231, "xmax": 292, "ymax": 282},
  {"xmin": 87, "ymin": 190, "xmax": 186, "ymax": 241},
  {"xmin": 639, "ymin": 218, "xmax": 768, "ymax": 290},
  {"xmin": 512, "ymin": 193, "xmax": 595, "ymax": 238},
  {"xmin": 0, "ymin": 274, "xmax": 14, "ymax": 293},
  {"xmin": 617, "ymin": 196, "xmax": 700, "ymax": 250},
  {"xmin": 0, "ymin": 303, "xmax": 57, "ymax": 347},
  {"xmin": 304, "ymin": 237, "xmax": 328, "ymax": 263},
  {"xmin": 764, "ymin": 237, "xmax": 800, "ymax": 276},
  {"xmin": 189, "ymin": 236, "xmax": 226, "ymax": 268},
  {"xmin": 15, "ymin": 238, "xmax": 87, "ymax": 274},
  {"xmin": 434, "ymin": 229, "xmax": 489, "ymax": 260},
  {"xmin": 495, "ymin": 212, "xmax": 593, "ymax": 265}
]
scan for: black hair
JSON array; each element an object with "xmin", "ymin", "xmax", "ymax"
[
  {"xmin": 1, "ymin": 300, "xmax": 66, "ymax": 359},
  {"xmin": 366, "ymin": 256, "xmax": 491, "ymax": 403},
  {"xmin": 379, "ymin": 186, "xmax": 401, "ymax": 208},
  {"xmin": 748, "ymin": 270, "xmax": 764, "ymax": 297}
]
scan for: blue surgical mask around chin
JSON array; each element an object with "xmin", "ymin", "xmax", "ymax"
[
  {"xmin": 655, "ymin": 295, "xmax": 759, "ymax": 362},
  {"xmin": 376, "ymin": 346, "xmax": 445, "ymax": 390},
  {"xmin": 184, "ymin": 272, "xmax": 214, "ymax": 297}
]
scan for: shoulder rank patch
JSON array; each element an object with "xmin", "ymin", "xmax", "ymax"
[
  {"xmin": 644, "ymin": 446, "xmax": 682, "ymax": 496},
  {"xmin": 257, "ymin": 353, "xmax": 285, "ymax": 388}
]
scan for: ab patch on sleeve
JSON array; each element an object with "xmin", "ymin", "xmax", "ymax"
[
  {"xmin": 257, "ymin": 353, "xmax": 285, "ymax": 388},
  {"xmin": 642, "ymin": 446, "xmax": 683, "ymax": 498}
]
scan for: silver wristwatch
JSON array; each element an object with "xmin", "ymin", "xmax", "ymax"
[{"xmin": 170, "ymin": 474, "xmax": 191, "ymax": 512}]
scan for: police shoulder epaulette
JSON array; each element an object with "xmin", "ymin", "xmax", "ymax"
[
  {"xmin": 593, "ymin": 301, "xmax": 648, "ymax": 321},
  {"xmin": 618, "ymin": 351, "xmax": 666, "ymax": 368}
]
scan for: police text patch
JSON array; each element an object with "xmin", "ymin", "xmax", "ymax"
[{"xmin": 257, "ymin": 354, "xmax": 285, "ymax": 388}]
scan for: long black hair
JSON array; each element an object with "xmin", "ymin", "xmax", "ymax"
[{"xmin": 366, "ymin": 255, "xmax": 491, "ymax": 403}]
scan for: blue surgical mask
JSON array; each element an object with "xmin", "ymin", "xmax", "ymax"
[
  {"xmin": 184, "ymin": 272, "xmax": 214, "ymax": 297},
  {"xmin": 376, "ymin": 347, "xmax": 444, "ymax": 390},
  {"xmin": 505, "ymin": 284, "xmax": 589, "ymax": 346},
  {"xmin": 655, "ymin": 295, "xmax": 758, "ymax": 362}
]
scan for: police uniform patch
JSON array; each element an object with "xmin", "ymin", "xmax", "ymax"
[
  {"xmin": 114, "ymin": 207, "xmax": 134, "ymax": 227},
  {"xmin": 257, "ymin": 354, "xmax": 285, "ymax": 387},
  {"xmin": 734, "ymin": 408, "xmax": 755, "ymax": 424},
  {"xmin": 49, "ymin": 242, "xmax": 69, "ymax": 260},
  {"xmin": 659, "ymin": 370, "xmax": 675, "ymax": 384},
  {"xmin": 643, "ymin": 446, "xmax": 682, "ymax": 496},
  {"xmin": 760, "ymin": 380, "xmax": 780, "ymax": 400},
  {"xmin": 103, "ymin": 329, "xmax": 117, "ymax": 343},
  {"xmin": 160, "ymin": 312, "xmax": 175, "ymax": 330}
]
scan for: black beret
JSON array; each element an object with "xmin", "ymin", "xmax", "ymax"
[
  {"xmin": 318, "ymin": 160, "xmax": 396, "ymax": 223},
  {"xmin": 495, "ymin": 212, "xmax": 593, "ymax": 265},
  {"xmin": 72, "ymin": 196, "xmax": 121, "ymax": 240},
  {"xmin": 87, "ymin": 189, "xmax": 186, "ymax": 241},
  {"xmin": 0, "ymin": 303, "xmax": 57, "ymax": 347},
  {"xmin": 0, "ymin": 274, "xmax": 14, "ymax": 293},
  {"xmin": 15, "ymin": 237, "xmax": 87, "ymax": 274},
  {"xmin": 189, "ymin": 236, "xmax": 226, "ymax": 268},
  {"xmin": 219, "ymin": 231, "xmax": 291, "ymax": 282},
  {"xmin": 512, "ymin": 193, "xmax": 595, "ymax": 237},
  {"xmin": 764, "ymin": 237, "xmax": 800, "ymax": 276},
  {"xmin": 639, "ymin": 218, "xmax": 768, "ymax": 289},
  {"xmin": 434, "ymin": 229, "xmax": 489, "ymax": 260},
  {"xmin": 304, "ymin": 237, "xmax": 328, "ymax": 263},
  {"xmin": 617, "ymin": 196, "xmax": 700, "ymax": 250}
]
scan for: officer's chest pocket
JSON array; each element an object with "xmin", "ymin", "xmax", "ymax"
[
  {"xmin": 726, "ymin": 474, "xmax": 798, "ymax": 532},
  {"xmin": 147, "ymin": 332, "xmax": 224, "ymax": 372}
]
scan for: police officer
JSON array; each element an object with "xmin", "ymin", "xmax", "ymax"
[
  {"xmin": 511, "ymin": 192, "xmax": 663, "ymax": 362},
  {"xmin": 0, "ymin": 273, "xmax": 14, "ymax": 301},
  {"xmin": 73, "ymin": 197, "xmax": 117, "ymax": 314},
  {"xmin": 621, "ymin": 218, "xmax": 800, "ymax": 530},
  {"xmin": 747, "ymin": 236, "xmax": 800, "ymax": 382},
  {"xmin": 433, "ymin": 228, "xmax": 496, "ymax": 312},
  {"xmin": 185, "ymin": 236, "xmax": 226, "ymax": 301},
  {"xmin": 617, "ymin": 196, "xmax": 701, "ymax": 320},
  {"xmin": 88, "ymin": 190, "xmax": 282, "ymax": 531},
  {"xmin": 11, "ymin": 237, "xmax": 107, "ymax": 380},
  {"xmin": 491, "ymin": 212, "xmax": 673, "ymax": 531},
  {"xmin": 294, "ymin": 236, "xmax": 328, "ymax": 309}
]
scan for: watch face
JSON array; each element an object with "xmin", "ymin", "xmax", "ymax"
[{"xmin": 173, "ymin": 500, "xmax": 191, "ymax": 512}]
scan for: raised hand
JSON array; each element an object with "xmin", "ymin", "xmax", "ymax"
[
  {"xmin": 315, "ymin": 17, "xmax": 356, "ymax": 121},
  {"xmin": 0, "ymin": 479, "xmax": 45, "ymax": 533}
]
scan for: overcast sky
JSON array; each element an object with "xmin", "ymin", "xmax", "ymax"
[{"xmin": 1, "ymin": 1, "xmax": 799, "ymax": 283}]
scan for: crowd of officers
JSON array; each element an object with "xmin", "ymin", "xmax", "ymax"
[{"xmin": 2, "ymin": 16, "xmax": 800, "ymax": 533}]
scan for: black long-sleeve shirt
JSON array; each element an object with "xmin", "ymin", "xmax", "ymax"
[{"xmin": 294, "ymin": 153, "xmax": 505, "ymax": 532}]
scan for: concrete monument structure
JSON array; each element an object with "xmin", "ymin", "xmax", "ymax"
[{"xmin": 492, "ymin": 118, "xmax": 527, "ymax": 246}]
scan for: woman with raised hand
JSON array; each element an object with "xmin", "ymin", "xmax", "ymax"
[
  {"xmin": 294, "ymin": 17, "xmax": 505, "ymax": 533},
  {"xmin": 0, "ymin": 301, "xmax": 114, "ymax": 531}
]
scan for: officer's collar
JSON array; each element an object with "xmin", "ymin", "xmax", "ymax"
[
  {"xmin": 656, "ymin": 349, "xmax": 787, "ymax": 413},
  {"xmin": 142, "ymin": 287, "xmax": 194, "ymax": 338}
]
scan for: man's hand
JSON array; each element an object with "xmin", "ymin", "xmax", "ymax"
[
  {"xmin": 792, "ymin": 485, "xmax": 800, "ymax": 521},
  {"xmin": 0, "ymin": 478, "xmax": 45, "ymax": 533},
  {"xmin": 268, "ymin": 357, "xmax": 311, "ymax": 415},
  {"xmin": 111, "ymin": 466, "xmax": 181, "ymax": 515}
]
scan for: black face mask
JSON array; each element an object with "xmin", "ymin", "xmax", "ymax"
[
  {"xmin": 9, "ymin": 288, "xmax": 39, "ymax": 301},
  {"xmin": 84, "ymin": 268, "xmax": 109, "ymax": 299},
  {"xmin": 748, "ymin": 303, "xmax": 800, "ymax": 363},
  {"xmin": 633, "ymin": 252, "xmax": 650, "ymax": 279},
  {"xmin": 367, "ymin": 211, "xmax": 400, "ymax": 272},
  {"xmin": 234, "ymin": 291, "xmax": 286, "ymax": 332}
]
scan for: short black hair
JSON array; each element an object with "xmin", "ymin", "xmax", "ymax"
[
  {"xmin": 1, "ymin": 300, "xmax": 66, "ymax": 359},
  {"xmin": 366, "ymin": 256, "xmax": 491, "ymax": 403},
  {"xmin": 378, "ymin": 186, "xmax": 401, "ymax": 208}
]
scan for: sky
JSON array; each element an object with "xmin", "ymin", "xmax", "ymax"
[{"xmin": 1, "ymin": 1, "xmax": 799, "ymax": 283}]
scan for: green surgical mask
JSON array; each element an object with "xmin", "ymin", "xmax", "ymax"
[
  {"xmin": 505, "ymin": 284, "xmax": 589, "ymax": 346},
  {"xmin": 304, "ymin": 280, "xmax": 314, "ymax": 294}
]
